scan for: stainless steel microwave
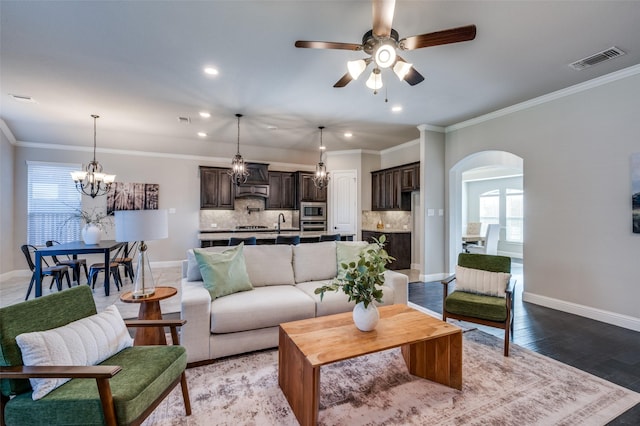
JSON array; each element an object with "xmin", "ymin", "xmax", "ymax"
[{"xmin": 300, "ymin": 202, "xmax": 326, "ymax": 221}]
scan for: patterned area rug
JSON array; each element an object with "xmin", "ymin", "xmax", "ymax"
[{"xmin": 144, "ymin": 330, "xmax": 640, "ymax": 425}]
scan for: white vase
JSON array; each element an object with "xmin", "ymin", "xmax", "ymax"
[
  {"xmin": 352, "ymin": 302, "xmax": 379, "ymax": 331},
  {"xmin": 82, "ymin": 223, "xmax": 102, "ymax": 245}
]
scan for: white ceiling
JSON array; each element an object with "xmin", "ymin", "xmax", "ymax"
[{"xmin": 2, "ymin": 0, "xmax": 640, "ymax": 158}]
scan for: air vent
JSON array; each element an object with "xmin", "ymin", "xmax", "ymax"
[
  {"xmin": 177, "ymin": 116, "xmax": 191, "ymax": 124},
  {"xmin": 569, "ymin": 47, "xmax": 625, "ymax": 70},
  {"xmin": 9, "ymin": 94, "xmax": 36, "ymax": 103}
]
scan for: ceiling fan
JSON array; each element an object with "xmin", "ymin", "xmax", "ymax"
[{"xmin": 295, "ymin": 0, "xmax": 476, "ymax": 91}]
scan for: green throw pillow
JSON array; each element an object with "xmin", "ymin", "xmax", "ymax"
[
  {"xmin": 193, "ymin": 244, "xmax": 253, "ymax": 300},
  {"xmin": 336, "ymin": 241, "xmax": 369, "ymax": 279}
]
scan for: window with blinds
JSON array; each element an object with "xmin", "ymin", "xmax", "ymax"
[{"xmin": 27, "ymin": 161, "xmax": 82, "ymax": 246}]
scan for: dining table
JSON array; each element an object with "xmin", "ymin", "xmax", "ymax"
[{"xmin": 34, "ymin": 240, "xmax": 126, "ymax": 298}]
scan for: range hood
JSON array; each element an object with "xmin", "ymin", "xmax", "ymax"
[{"xmin": 235, "ymin": 163, "xmax": 270, "ymax": 198}]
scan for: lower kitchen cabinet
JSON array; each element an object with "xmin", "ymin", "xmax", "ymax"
[{"xmin": 361, "ymin": 230, "xmax": 411, "ymax": 270}]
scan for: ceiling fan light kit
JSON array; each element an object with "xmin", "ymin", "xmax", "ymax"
[{"xmin": 295, "ymin": 0, "xmax": 476, "ymax": 92}]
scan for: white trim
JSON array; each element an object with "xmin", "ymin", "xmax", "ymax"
[
  {"xmin": 15, "ymin": 141, "xmax": 315, "ymax": 171},
  {"xmin": 446, "ymin": 64, "xmax": 640, "ymax": 133},
  {"xmin": 0, "ymin": 119, "xmax": 17, "ymax": 144},
  {"xmin": 416, "ymin": 124, "xmax": 445, "ymax": 133},
  {"xmin": 150, "ymin": 260, "xmax": 183, "ymax": 268},
  {"xmin": 523, "ymin": 291, "xmax": 640, "ymax": 332},
  {"xmin": 419, "ymin": 272, "xmax": 449, "ymax": 283},
  {"xmin": 497, "ymin": 250, "xmax": 523, "ymax": 260},
  {"xmin": 327, "ymin": 148, "xmax": 379, "ymax": 157}
]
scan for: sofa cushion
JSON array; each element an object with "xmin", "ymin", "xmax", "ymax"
[
  {"xmin": 243, "ymin": 245, "xmax": 295, "ymax": 286},
  {"xmin": 15, "ymin": 305, "xmax": 133, "ymax": 400},
  {"xmin": 445, "ymin": 291, "xmax": 508, "ymax": 322},
  {"xmin": 4, "ymin": 345, "xmax": 187, "ymax": 426},
  {"xmin": 193, "ymin": 245, "xmax": 253, "ymax": 300},
  {"xmin": 293, "ymin": 242, "xmax": 337, "ymax": 283},
  {"xmin": 210, "ymin": 286, "xmax": 315, "ymax": 333},
  {"xmin": 296, "ymin": 281, "xmax": 396, "ymax": 317},
  {"xmin": 455, "ymin": 265, "xmax": 511, "ymax": 297},
  {"xmin": 335, "ymin": 241, "xmax": 369, "ymax": 278}
]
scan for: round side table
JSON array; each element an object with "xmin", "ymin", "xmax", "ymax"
[{"xmin": 120, "ymin": 286, "xmax": 177, "ymax": 345}]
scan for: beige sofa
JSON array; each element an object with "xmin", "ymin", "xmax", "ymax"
[{"xmin": 180, "ymin": 241, "xmax": 409, "ymax": 364}]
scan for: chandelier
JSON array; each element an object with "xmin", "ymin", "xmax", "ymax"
[
  {"xmin": 312, "ymin": 126, "xmax": 330, "ymax": 189},
  {"xmin": 228, "ymin": 113, "xmax": 250, "ymax": 186},
  {"xmin": 70, "ymin": 115, "xmax": 116, "ymax": 198}
]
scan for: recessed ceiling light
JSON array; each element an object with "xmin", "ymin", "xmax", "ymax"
[
  {"xmin": 344, "ymin": 132, "xmax": 353, "ymax": 138},
  {"xmin": 9, "ymin": 94, "xmax": 36, "ymax": 103},
  {"xmin": 391, "ymin": 105, "xmax": 403, "ymax": 112},
  {"xmin": 199, "ymin": 111, "xmax": 211, "ymax": 118},
  {"xmin": 203, "ymin": 67, "xmax": 219, "ymax": 76},
  {"xmin": 197, "ymin": 132, "xmax": 207, "ymax": 137}
]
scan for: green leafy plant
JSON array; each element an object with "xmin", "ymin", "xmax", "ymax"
[
  {"xmin": 63, "ymin": 206, "xmax": 113, "ymax": 229},
  {"xmin": 314, "ymin": 235, "xmax": 395, "ymax": 308}
]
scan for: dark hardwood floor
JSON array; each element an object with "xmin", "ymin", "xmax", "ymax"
[{"xmin": 408, "ymin": 261, "xmax": 640, "ymax": 424}]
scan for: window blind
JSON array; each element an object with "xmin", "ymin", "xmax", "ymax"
[{"xmin": 27, "ymin": 162, "xmax": 82, "ymax": 246}]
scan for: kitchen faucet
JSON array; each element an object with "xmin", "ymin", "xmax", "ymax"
[{"xmin": 277, "ymin": 213, "xmax": 285, "ymax": 234}]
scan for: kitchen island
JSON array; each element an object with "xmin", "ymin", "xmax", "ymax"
[{"xmin": 198, "ymin": 229, "xmax": 354, "ymax": 247}]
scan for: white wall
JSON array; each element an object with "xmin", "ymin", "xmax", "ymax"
[
  {"xmin": 0, "ymin": 130, "xmax": 15, "ymax": 275},
  {"xmin": 445, "ymin": 70, "xmax": 640, "ymax": 325}
]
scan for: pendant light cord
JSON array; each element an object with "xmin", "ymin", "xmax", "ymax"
[
  {"xmin": 236, "ymin": 113, "xmax": 242, "ymax": 155},
  {"xmin": 91, "ymin": 114, "xmax": 99, "ymax": 163}
]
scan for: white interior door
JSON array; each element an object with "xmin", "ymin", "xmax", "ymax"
[{"xmin": 329, "ymin": 170, "xmax": 357, "ymax": 235}]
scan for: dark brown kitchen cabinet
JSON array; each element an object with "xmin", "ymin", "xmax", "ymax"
[
  {"xmin": 298, "ymin": 172, "xmax": 327, "ymax": 203},
  {"xmin": 266, "ymin": 171, "xmax": 296, "ymax": 210},
  {"xmin": 200, "ymin": 166, "xmax": 234, "ymax": 209},
  {"xmin": 400, "ymin": 162, "xmax": 420, "ymax": 192},
  {"xmin": 361, "ymin": 230, "xmax": 411, "ymax": 270},
  {"xmin": 371, "ymin": 162, "xmax": 419, "ymax": 211}
]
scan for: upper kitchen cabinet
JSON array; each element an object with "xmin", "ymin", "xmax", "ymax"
[
  {"xmin": 266, "ymin": 171, "xmax": 296, "ymax": 210},
  {"xmin": 400, "ymin": 162, "xmax": 420, "ymax": 192},
  {"xmin": 200, "ymin": 166, "xmax": 234, "ymax": 210},
  {"xmin": 298, "ymin": 172, "xmax": 327, "ymax": 203},
  {"xmin": 371, "ymin": 162, "xmax": 419, "ymax": 211}
]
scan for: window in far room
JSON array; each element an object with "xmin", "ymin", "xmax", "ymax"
[
  {"xmin": 479, "ymin": 189, "xmax": 500, "ymax": 225},
  {"xmin": 27, "ymin": 161, "xmax": 82, "ymax": 246},
  {"xmin": 506, "ymin": 188, "xmax": 524, "ymax": 243}
]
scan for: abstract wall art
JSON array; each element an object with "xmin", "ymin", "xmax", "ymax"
[{"xmin": 107, "ymin": 182, "xmax": 159, "ymax": 214}]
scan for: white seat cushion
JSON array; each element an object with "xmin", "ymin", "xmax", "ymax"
[
  {"xmin": 210, "ymin": 286, "xmax": 315, "ymax": 333},
  {"xmin": 296, "ymin": 281, "xmax": 396, "ymax": 317}
]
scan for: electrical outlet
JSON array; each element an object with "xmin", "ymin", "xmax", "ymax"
[{"xmin": 210, "ymin": 223, "xmax": 217, "ymax": 228}]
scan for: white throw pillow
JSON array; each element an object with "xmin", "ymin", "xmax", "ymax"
[
  {"xmin": 455, "ymin": 265, "xmax": 511, "ymax": 297},
  {"xmin": 16, "ymin": 305, "xmax": 133, "ymax": 400}
]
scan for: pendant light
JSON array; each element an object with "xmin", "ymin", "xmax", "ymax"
[
  {"xmin": 70, "ymin": 115, "xmax": 116, "ymax": 198},
  {"xmin": 312, "ymin": 126, "xmax": 330, "ymax": 189},
  {"xmin": 228, "ymin": 113, "xmax": 250, "ymax": 186}
]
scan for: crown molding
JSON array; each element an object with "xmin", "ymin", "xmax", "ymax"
[
  {"xmin": 0, "ymin": 119, "xmax": 17, "ymax": 144},
  {"xmin": 326, "ymin": 148, "xmax": 379, "ymax": 157},
  {"xmin": 446, "ymin": 64, "xmax": 640, "ymax": 133},
  {"xmin": 417, "ymin": 124, "xmax": 445, "ymax": 133},
  {"xmin": 380, "ymin": 138, "xmax": 419, "ymax": 155}
]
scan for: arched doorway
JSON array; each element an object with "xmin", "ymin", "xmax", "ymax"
[{"xmin": 448, "ymin": 151, "xmax": 524, "ymax": 277}]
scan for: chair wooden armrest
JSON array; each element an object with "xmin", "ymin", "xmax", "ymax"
[
  {"xmin": 124, "ymin": 319, "xmax": 187, "ymax": 346},
  {"xmin": 0, "ymin": 365, "xmax": 121, "ymax": 380},
  {"xmin": 505, "ymin": 278, "xmax": 517, "ymax": 294},
  {"xmin": 1, "ymin": 365, "xmax": 122, "ymax": 426}
]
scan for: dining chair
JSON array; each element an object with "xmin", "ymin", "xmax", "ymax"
[
  {"xmin": 466, "ymin": 224, "xmax": 500, "ymax": 255},
  {"xmin": 88, "ymin": 244, "xmax": 124, "ymax": 295},
  {"xmin": 45, "ymin": 240, "xmax": 89, "ymax": 284},
  {"xmin": 114, "ymin": 241, "xmax": 137, "ymax": 282},
  {"xmin": 275, "ymin": 235, "xmax": 300, "ymax": 245},
  {"xmin": 466, "ymin": 222, "xmax": 482, "ymax": 235},
  {"xmin": 20, "ymin": 244, "xmax": 71, "ymax": 300}
]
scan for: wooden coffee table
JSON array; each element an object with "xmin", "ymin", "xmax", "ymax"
[{"xmin": 278, "ymin": 304, "xmax": 462, "ymax": 426}]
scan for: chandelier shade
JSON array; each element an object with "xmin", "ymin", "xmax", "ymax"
[
  {"xmin": 70, "ymin": 115, "xmax": 116, "ymax": 198},
  {"xmin": 312, "ymin": 126, "xmax": 330, "ymax": 190},
  {"xmin": 228, "ymin": 113, "xmax": 250, "ymax": 186}
]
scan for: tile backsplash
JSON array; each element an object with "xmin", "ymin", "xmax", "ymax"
[
  {"xmin": 199, "ymin": 198, "xmax": 298, "ymax": 230},
  {"xmin": 362, "ymin": 210, "xmax": 411, "ymax": 231}
]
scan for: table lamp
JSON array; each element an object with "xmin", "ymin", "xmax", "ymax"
[{"xmin": 115, "ymin": 209, "xmax": 168, "ymax": 298}]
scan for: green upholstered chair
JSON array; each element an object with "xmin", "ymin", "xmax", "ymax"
[
  {"xmin": 0, "ymin": 285, "xmax": 191, "ymax": 426},
  {"xmin": 441, "ymin": 253, "xmax": 516, "ymax": 356}
]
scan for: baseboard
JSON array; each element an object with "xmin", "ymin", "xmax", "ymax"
[
  {"xmin": 410, "ymin": 263, "xmax": 421, "ymax": 270},
  {"xmin": 151, "ymin": 260, "xmax": 183, "ymax": 268},
  {"xmin": 497, "ymin": 250, "xmax": 523, "ymax": 259},
  {"xmin": 523, "ymin": 291, "xmax": 640, "ymax": 332},
  {"xmin": 419, "ymin": 272, "xmax": 449, "ymax": 283}
]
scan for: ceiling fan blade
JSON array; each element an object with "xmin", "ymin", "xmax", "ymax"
[
  {"xmin": 295, "ymin": 40, "xmax": 362, "ymax": 51},
  {"xmin": 333, "ymin": 72, "xmax": 353, "ymax": 88},
  {"xmin": 400, "ymin": 25, "xmax": 477, "ymax": 50},
  {"xmin": 372, "ymin": 0, "xmax": 395, "ymax": 38},
  {"xmin": 404, "ymin": 67, "xmax": 425, "ymax": 86}
]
